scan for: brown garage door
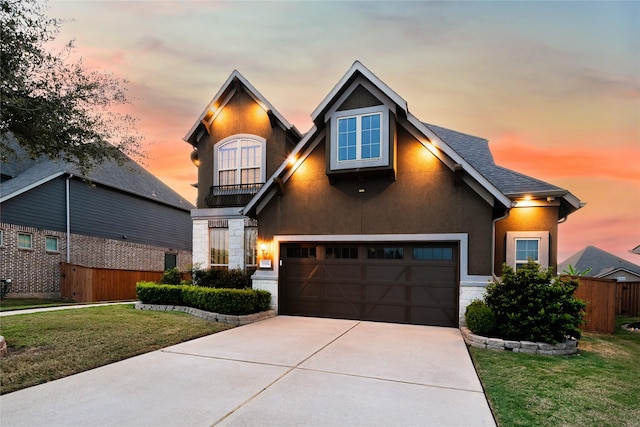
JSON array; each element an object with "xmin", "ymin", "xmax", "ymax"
[{"xmin": 279, "ymin": 243, "xmax": 459, "ymax": 327}]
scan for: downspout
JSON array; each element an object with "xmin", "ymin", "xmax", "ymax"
[
  {"xmin": 492, "ymin": 207, "xmax": 511, "ymax": 281},
  {"xmin": 66, "ymin": 174, "xmax": 73, "ymax": 263}
]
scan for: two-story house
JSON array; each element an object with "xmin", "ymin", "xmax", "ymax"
[{"xmin": 185, "ymin": 61, "xmax": 583, "ymax": 327}]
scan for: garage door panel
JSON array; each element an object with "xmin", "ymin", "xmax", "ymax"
[
  {"xmin": 364, "ymin": 304, "xmax": 406, "ymax": 322},
  {"xmin": 323, "ymin": 264, "xmax": 362, "ymax": 280},
  {"xmin": 280, "ymin": 243, "xmax": 459, "ymax": 326},
  {"xmin": 324, "ymin": 301, "xmax": 360, "ymax": 319},
  {"xmin": 364, "ymin": 265, "xmax": 407, "ymax": 281},
  {"xmin": 281, "ymin": 281, "xmax": 322, "ymax": 298},
  {"xmin": 365, "ymin": 284, "xmax": 406, "ymax": 303},
  {"xmin": 282, "ymin": 299, "xmax": 323, "ymax": 317},
  {"xmin": 411, "ymin": 285, "xmax": 457, "ymax": 304},
  {"xmin": 411, "ymin": 265, "xmax": 457, "ymax": 282},
  {"xmin": 325, "ymin": 282, "xmax": 361, "ymax": 299},
  {"xmin": 410, "ymin": 307, "xmax": 456, "ymax": 327}
]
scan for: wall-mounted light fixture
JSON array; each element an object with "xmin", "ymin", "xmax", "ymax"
[
  {"xmin": 259, "ymin": 242, "xmax": 272, "ymax": 269},
  {"xmin": 190, "ymin": 149, "xmax": 200, "ymax": 167}
]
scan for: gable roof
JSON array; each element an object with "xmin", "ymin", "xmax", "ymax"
[
  {"xmin": 1, "ymin": 136, "xmax": 194, "ymax": 210},
  {"xmin": 631, "ymin": 244, "xmax": 640, "ymax": 255},
  {"xmin": 244, "ymin": 61, "xmax": 583, "ymax": 217},
  {"xmin": 184, "ymin": 70, "xmax": 302, "ymax": 145},
  {"xmin": 559, "ymin": 246, "xmax": 640, "ymax": 278}
]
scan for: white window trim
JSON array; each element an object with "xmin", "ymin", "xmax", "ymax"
[
  {"xmin": 213, "ymin": 134, "xmax": 266, "ymax": 186},
  {"xmin": 17, "ymin": 232, "xmax": 33, "ymax": 250},
  {"xmin": 506, "ymin": 231, "xmax": 549, "ymax": 269},
  {"xmin": 330, "ymin": 105, "xmax": 389, "ymax": 171},
  {"xmin": 45, "ymin": 236, "xmax": 60, "ymax": 252}
]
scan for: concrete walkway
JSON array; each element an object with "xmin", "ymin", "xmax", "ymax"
[
  {"xmin": 0, "ymin": 301, "xmax": 135, "ymax": 316},
  {"xmin": 0, "ymin": 316, "xmax": 496, "ymax": 427}
]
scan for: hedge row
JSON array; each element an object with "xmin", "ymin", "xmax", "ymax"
[{"xmin": 136, "ymin": 282, "xmax": 271, "ymax": 315}]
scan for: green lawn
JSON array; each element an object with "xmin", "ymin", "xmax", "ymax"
[
  {"xmin": 0, "ymin": 304, "xmax": 232, "ymax": 394},
  {"xmin": 470, "ymin": 317, "xmax": 640, "ymax": 427}
]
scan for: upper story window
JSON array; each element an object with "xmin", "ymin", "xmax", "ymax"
[
  {"xmin": 214, "ymin": 135, "xmax": 266, "ymax": 186},
  {"xmin": 337, "ymin": 113, "xmax": 381, "ymax": 161},
  {"xmin": 329, "ymin": 106, "xmax": 390, "ymax": 172}
]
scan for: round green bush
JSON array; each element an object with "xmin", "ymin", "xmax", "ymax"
[
  {"xmin": 465, "ymin": 299, "xmax": 496, "ymax": 336},
  {"xmin": 485, "ymin": 261, "xmax": 585, "ymax": 343}
]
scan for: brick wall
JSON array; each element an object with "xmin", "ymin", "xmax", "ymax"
[{"xmin": 0, "ymin": 222, "xmax": 191, "ymax": 297}]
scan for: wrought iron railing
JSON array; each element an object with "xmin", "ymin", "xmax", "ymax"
[{"xmin": 205, "ymin": 183, "xmax": 264, "ymax": 207}]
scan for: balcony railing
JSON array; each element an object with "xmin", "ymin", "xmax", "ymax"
[{"xmin": 205, "ymin": 183, "xmax": 264, "ymax": 208}]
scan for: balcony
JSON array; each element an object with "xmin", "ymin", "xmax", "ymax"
[{"xmin": 205, "ymin": 183, "xmax": 264, "ymax": 208}]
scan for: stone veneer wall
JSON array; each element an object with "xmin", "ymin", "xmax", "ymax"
[
  {"xmin": 1, "ymin": 222, "xmax": 191, "ymax": 297},
  {"xmin": 461, "ymin": 327, "xmax": 578, "ymax": 356}
]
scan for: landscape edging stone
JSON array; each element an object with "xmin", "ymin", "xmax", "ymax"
[
  {"xmin": 135, "ymin": 302, "xmax": 275, "ymax": 326},
  {"xmin": 460, "ymin": 327, "xmax": 578, "ymax": 355}
]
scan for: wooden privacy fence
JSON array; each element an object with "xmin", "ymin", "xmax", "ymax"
[
  {"xmin": 60, "ymin": 262, "xmax": 185, "ymax": 303},
  {"xmin": 571, "ymin": 276, "xmax": 640, "ymax": 334}
]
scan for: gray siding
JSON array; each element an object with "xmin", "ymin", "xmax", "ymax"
[
  {"xmin": 1, "ymin": 177, "xmax": 192, "ymax": 251},
  {"xmin": 0, "ymin": 179, "xmax": 67, "ymax": 231},
  {"xmin": 69, "ymin": 179, "xmax": 192, "ymax": 251}
]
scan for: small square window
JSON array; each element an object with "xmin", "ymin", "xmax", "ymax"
[
  {"xmin": 18, "ymin": 233, "xmax": 33, "ymax": 249},
  {"xmin": 515, "ymin": 238, "xmax": 540, "ymax": 270},
  {"xmin": 329, "ymin": 105, "xmax": 390, "ymax": 172},
  {"xmin": 45, "ymin": 236, "xmax": 59, "ymax": 252},
  {"xmin": 506, "ymin": 232, "xmax": 549, "ymax": 271}
]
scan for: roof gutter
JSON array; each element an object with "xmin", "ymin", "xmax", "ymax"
[{"xmin": 66, "ymin": 174, "xmax": 73, "ymax": 263}]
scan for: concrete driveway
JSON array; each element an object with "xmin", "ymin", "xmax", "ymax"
[{"xmin": 0, "ymin": 316, "xmax": 496, "ymax": 426}]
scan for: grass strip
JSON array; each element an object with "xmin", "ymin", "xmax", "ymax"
[
  {"xmin": 470, "ymin": 317, "xmax": 640, "ymax": 427},
  {"xmin": 0, "ymin": 304, "xmax": 232, "ymax": 394},
  {"xmin": 0, "ymin": 298, "xmax": 80, "ymax": 312}
]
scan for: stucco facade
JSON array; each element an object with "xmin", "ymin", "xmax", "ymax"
[{"xmin": 185, "ymin": 62, "xmax": 583, "ymax": 326}]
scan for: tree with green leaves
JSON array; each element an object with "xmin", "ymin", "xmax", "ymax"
[{"xmin": 1, "ymin": 0, "xmax": 142, "ymax": 174}]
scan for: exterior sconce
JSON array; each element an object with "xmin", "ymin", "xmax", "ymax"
[
  {"xmin": 190, "ymin": 149, "xmax": 200, "ymax": 167},
  {"xmin": 259, "ymin": 242, "xmax": 272, "ymax": 269}
]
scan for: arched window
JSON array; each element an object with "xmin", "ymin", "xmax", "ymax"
[{"xmin": 214, "ymin": 136, "xmax": 265, "ymax": 186}]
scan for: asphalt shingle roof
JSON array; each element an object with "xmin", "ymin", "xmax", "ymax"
[
  {"xmin": 559, "ymin": 246, "xmax": 640, "ymax": 278},
  {"xmin": 1, "ymin": 136, "xmax": 194, "ymax": 211},
  {"xmin": 424, "ymin": 123, "xmax": 565, "ymax": 196}
]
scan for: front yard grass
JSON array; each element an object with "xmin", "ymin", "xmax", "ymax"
[
  {"xmin": 470, "ymin": 317, "xmax": 640, "ymax": 427},
  {"xmin": 0, "ymin": 304, "xmax": 232, "ymax": 394}
]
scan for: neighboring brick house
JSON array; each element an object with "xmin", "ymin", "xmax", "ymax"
[
  {"xmin": 0, "ymin": 135, "xmax": 194, "ymax": 298},
  {"xmin": 185, "ymin": 61, "xmax": 583, "ymax": 327}
]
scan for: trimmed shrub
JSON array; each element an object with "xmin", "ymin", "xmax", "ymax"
[
  {"xmin": 217, "ymin": 269, "xmax": 252, "ymax": 289},
  {"xmin": 191, "ymin": 268, "xmax": 252, "ymax": 289},
  {"xmin": 192, "ymin": 268, "xmax": 222, "ymax": 288},
  {"xmin": 465, "ymin": 299, "xmax": 496, "ymax": 336},
  {"xmin": 485, "ymin": 261, "xmax": 586, "ymax": 343},
  {"xmin": 161, "ymin": 268, "xmax": 182, "ymax": 286},
  {"xmin": 136, "ymin": 282, "xmax": 271, "ymax": 315},
  {"xmin": 254, "ymin": 290, "xmax": 271, "ymax": 312},
  {"xmin": 136, "ymin": 282, "xmax": 184, "ymax": 306}
]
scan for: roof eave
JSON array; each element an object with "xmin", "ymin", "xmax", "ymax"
[
  {"xmin": 311, "ymin": 61, "xmax": 408, "ymax": 122},
  {"xmin": 184, "ymin": 70, "xmax": 301, "ymax": 144},
  {"xmin": 0, "ymin": 171, "xmax": 66, "ymax": 203}
]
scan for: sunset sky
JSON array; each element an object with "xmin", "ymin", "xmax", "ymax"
[{"xmin": 47, "ymin": 1, "xmax": 639, "ymax": 264}]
